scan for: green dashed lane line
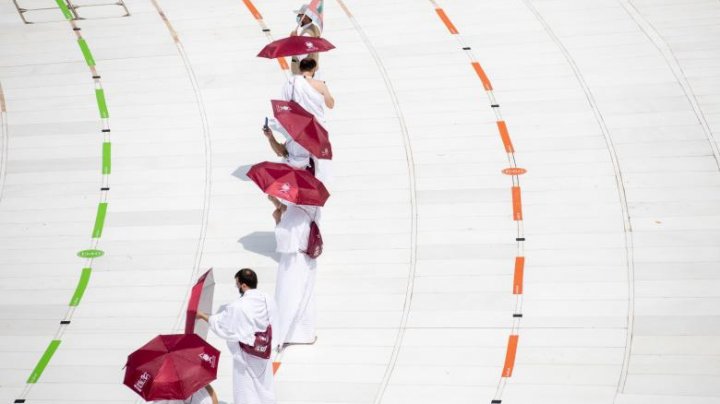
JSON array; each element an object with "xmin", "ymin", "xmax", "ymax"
[
  {"xmin": 27, "ymin": 340, "xmax": 61, "ymax": 383},
  {"xmin": 92, "ymin": 202, "xmax": 108, "ymax": 238},
  {"xmin": 95, "ymin": 89, "xmax": 109, "ymax": 119},
  {"xmin": 77, "ymin": 38, "xmax": 96, "ymax": 67},
  {"xmin": 55, "ymin": 0, "xmax": 72, "ymax": 20},
  {"xmin": 69, "ymin": 267, "xmax": 92, "ymax": 306},
  {"xmin": 102, "ymin": 142, "xmax": 111, "ymax": 174}
]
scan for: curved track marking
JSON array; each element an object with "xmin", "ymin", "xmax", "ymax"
[
  {"xmin": 621, "ymin": 0, "xmax": 720, "ymax": 171},
  {"xmin": 147, "ymin": 0, "xmax": 214, "ymax": 338},
  {"xmin": 335, "ymin": 2, "xmax": 419, "ymax": 403},
  {"xmin": 14, "ymin": 1, "xmax": 114, "ymax": 401},
  {"xmin": 0, "ymin": 82, "xmax": 7, "ymax": 205},
  {"xmin": 521, "ymin": 0, "xmax": 637, "ymax": 399},
  {"xmin": 240, "ymin": 0, "xmax": 290, "ymax": 76},
  {"xmin": 427, "ymin": 1, "xmax": 527, "ymax": 401}
]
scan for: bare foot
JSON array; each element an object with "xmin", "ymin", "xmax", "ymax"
[{"xmin": 282, "ymin": 337, "xmax": 318, "ymax": 347}]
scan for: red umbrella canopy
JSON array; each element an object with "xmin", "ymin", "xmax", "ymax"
[
  {"xmin": 123, "ymin": 334, "xmax": 220, "ymax": 401},
  {"xmin": 247, "ymin": 161, "xmax": 330, "ymax": 206},
  {"xmin": 257, "ymin": 36, "xmax": 335, "ymax": 58},
  {"xmin": 272, "ymin": 100, "xmax": 332, "ymax": 159}
]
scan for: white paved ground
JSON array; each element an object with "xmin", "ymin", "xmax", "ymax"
[{"xmin": 1, "ymin": 0, "xmax": 719, "ymax": 403}]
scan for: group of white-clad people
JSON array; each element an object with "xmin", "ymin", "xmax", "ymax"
[{"xmin": 192, "ymin": 4, "xmax": 333, "ymax": 404}]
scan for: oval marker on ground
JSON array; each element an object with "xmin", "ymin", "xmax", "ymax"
[
  {"xmin": 502, "ymin": 167, "xmax": 527, "ymax": 176},
  {"xmin": 77, "ymin": 249, "xmax": 104, "ymax": 258}
]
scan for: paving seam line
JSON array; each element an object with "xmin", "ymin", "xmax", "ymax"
[
  {"xmin": 0, "ymin": 81, "xmax": 8, "ymax": 205},
  {"xmin": 147, "ymin": 0, "xmax": 214, "ymax": 351},
  {"xmin": 335, "ymin": 2, "xmax": 419, "ymax": 403},
  {"xmin": 521, "ymin": 1, "xmax": 636, "ymax": 400}
]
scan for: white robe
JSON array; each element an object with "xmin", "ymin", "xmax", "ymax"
[
  {"xmin": 281, "ymin": 76, "xmax": 326, "ymax": 123},
  {"xmin": 208, "ymin": 290, "xmax": 277, "ymax": 404},
  {"xmin": 274, "ymin": 205, "xmax": 319, "ymax": 346},
  {"xmin": 151, "ymin": 387, "xmax": 213, "ymax": 404}
]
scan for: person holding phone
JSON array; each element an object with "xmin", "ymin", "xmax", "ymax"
[{"xmin": 261, "ymin": 117, "xmax": 316, "ymax": 224}]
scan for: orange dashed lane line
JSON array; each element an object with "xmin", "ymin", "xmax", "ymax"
[
  {"xmin": 471, "ymin": 62, "xmax": 493, "ymax": 91},
  {"xmin": 513, "ymin": 256, "xmax": 525, "ymax": 295},
  {"xmin": 242, "ymin": 0, "xmax": 262, "ymax": 19},
  {"xmin": 511, "ymin": 186, "xmax": 523, "ymax": 221},
  {"xmin": 496, "ymin": 121, "xmax": 515, "ymax": 153},
  {"xmin": 241, "ymin": 0, "xmax": 289, "ymax": 72},
  {"xmin": 502, "ymin": 335, "xmax": 519, "ymax": 377},
  {"xmin": 435, "ymin": 8, "xmax": 459, "ymax": 35},
  {"xmin": 430, "ymin": 1, "xmax": 525, "ymax": 400}
]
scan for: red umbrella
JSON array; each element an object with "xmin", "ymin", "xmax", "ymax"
[
  {"xmin": 123, "ymin": 334, "xmax": 220, "ymax": 401},
  {"xmin": 272, "ymin": 100, "xmax": 332, "ymax": 159},
  {"xmin": 185, "ymin": 268, "xmax": 215, "ymax": 337},
  {"xmin": 257, "ymin": 36, "xmax": 335, "ymax": 58},
  {"xmin": 247, "ymin": 161, "xmax": 330, "ymax": 206}
]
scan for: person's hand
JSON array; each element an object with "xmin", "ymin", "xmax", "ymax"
[
  {"xmin": 290, "ymin": 30, "xmax": 297, "ymax": 37},
  {"xmin": 262, "ymin": 127, "xmax": 272, "ymax": 138},
  {"xmin": 196, "ymin": 311, "xmax": 209, "ymax": 322}
]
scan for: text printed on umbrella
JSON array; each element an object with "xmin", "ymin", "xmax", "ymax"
[
  {"xmin": 199, "ymin": 353, "xmax": 217, "ymax": 368},
  {"xmin": 133, "ymin": 371, "xmax": 151, "ymax": 392}
]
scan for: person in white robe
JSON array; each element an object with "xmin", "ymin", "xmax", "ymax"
[
  {"xmin": 280, "ymin": 58, "xmax": 334, "ymax": 186},
  {"xmin": 289, "ymin": 4, "xmax": 322, "ymax": 75},
  {"xmin": 274, "ymin": 203, "xmax": 320, "ymax": 349},
  {"xmin": 196, "ymin": 269, "xmax": 276, "ymax": 404},
  {"xmin": 151, "ymin": 385, "xmax": 217, "ymax": 404},
  {"xmin": 262, "ymin": 119, "xmax": 329, "ymax": 184},
  {"xmin": 281, "ymin": 58, "xmax": 333, "ymax": 123}
]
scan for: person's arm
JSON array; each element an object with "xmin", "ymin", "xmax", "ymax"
[
  {"xmin": 263, "ymin": 127, "xmax": 288, "ymax": 157},
  {"xmin": 318, "ymin": 82, "xmax": 335, "ymax": 109},
  {"xmin": 205, "ymin": 385, "xmax": 219, "ymax": 404},
  {"xmin": 196, "ymin": 311, "xmax": 209, "ymax": 322}
]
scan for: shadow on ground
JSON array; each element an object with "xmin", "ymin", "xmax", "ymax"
[{"xmin": 238, "ymin": 231, "xmax": 279, "ymax": 262}]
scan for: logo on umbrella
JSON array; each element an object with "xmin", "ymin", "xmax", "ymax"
[
  {"xmin": 321, "ymin": 147, "xmax": 330, "ymax": 157},
  {"xmin": 277, "ymin": 105, "xmax": 291, "ymax": 113},
  {"xmin": 133, "ymin": 371, "xmax": 151, "ymax": 392},
  {"xmin": 198, "ymin": 353, "xmax": 217, "ymax": 368},
  {"xmin": 279, "ymin": 182, "xmax": 292, "ymax": 194},
  {"xmin": 305, "ymin": 41, "xmax": 315, "ymax": 50}
]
